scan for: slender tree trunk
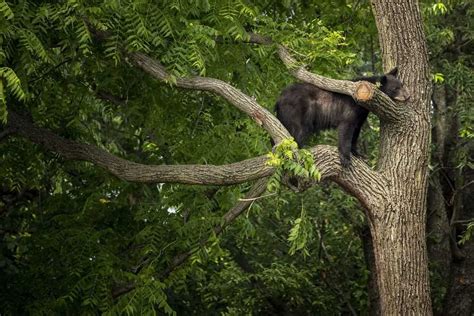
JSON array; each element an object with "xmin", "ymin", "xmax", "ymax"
[
  {"xmin": 426, "ymin": 84, "xmax": 452, "ymax": 315},
  {"xmin": 369, "ymin": 1, "xmax": 433, "ymax": 314},
  {"xmin": 427, "ymin": 86, "xmax": 452, "ymax": 264},
  {"xmin": 440, "ymin": 87, "xmax": 474, "ymax": 315},
  {"xmin": 360, "ymin": 227, "xmax": 381, "ymax": 316},
  {"xmin": 443, "ymin": 155, "xmax": 474, "ymax": 315}
]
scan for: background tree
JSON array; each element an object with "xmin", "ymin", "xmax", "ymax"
[{"xmin": 423, "ymin": 1, "xmax": 474, "ymax": 314}]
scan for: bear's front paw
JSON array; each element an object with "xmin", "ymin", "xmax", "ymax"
[
  {"xmin": 339, "ymin": 153, "xmax": 351, "ymax": 168},
  {"xmin": 351, "ymin": 150, "xmax": 366, "ymax": 159}
]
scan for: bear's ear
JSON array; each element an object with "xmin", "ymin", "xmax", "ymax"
[{"xmin": 388, "ymin": 67, "xmax": 398, "ymax": 76}]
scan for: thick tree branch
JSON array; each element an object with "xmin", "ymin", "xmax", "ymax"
[
  {"xmin": 112, "ymin": 149, "xmax": 386, "ymax": 298},
  {"xmin": 6, "ymin": 111, "xmax": 385, "ymax": 209},
  {"xmin": 7, "ymin": 111, "xmax": 273, "ymax": 185},
  {"xmin": 305, "ymin": 147, "xmax": 388, "ymax": 212},
  {"xmin": 128, "ymin": 52, "xmax": 290, "ymax": 144},
  {"xmin": 247, "ymin": 34, "xmax": 409, "ymax": 123},
  {"xmin": 86, "ymin": 23, "xmax": 291, "ymax": 144}
]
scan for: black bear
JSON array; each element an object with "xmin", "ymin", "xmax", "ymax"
[{"xmin": 275, "ymin": 68, "xmax": 410, "ymax": 167}]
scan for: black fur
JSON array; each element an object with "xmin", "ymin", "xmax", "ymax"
[{"xmin": 275, "ymin": 68, "xmax": 410, "ymax": 167}]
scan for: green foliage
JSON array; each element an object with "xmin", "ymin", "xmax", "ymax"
[
  {"xmin": 430, "ymin": 2, "xmax": 449, "ymax": 15},
  {"xmin": 1, "ymin": 0, "xmax": 470, "ymax": 313},
  {"xmin": 459, "ymin": 222, "xmax": 474, "ymax": 245},
  {"xmin": 174, "ymin": 183, "xmax": 369, "ymax": 315},
  {"xmin": 424, "ymin": 0, "xmax": 473, "ymax": 176},
  {"xmin": 0, "ymin": 1, "xmax": 14, "ymax": 20},
  {"xmin": 423, "ymin": 0, "xmax": 473, "ymax": 311},
  {"xmin": 287, "ymin": 199, "xmax": 313, "ymax": 256},
  {"xmin": 432, "ymin": 72, "xmax": 445, "ymax": 83},
  {"xmin": 0, "ymin": 67, "xmax": 25, "ymax": 100},
  {"xmin": 266, "ymin": 138, "xmax": 321, "ymax": 192},
  {"xmin": 0, "ymin": 67, "xmax": 26, "ymax": 120},
  {"xmin": 0, "ymin": 0, "xmax": 437, "ymax": 314}
]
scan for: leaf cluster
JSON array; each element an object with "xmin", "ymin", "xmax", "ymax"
[{"xmin": 266, "ymin": 138, "xmax": 321, "ymax": 192}]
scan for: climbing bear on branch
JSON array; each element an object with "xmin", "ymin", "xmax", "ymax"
[{"xmin": 275, "ymin": 68, "xmax": 410, "ymax": 167}]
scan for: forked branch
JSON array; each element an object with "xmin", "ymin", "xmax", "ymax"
[
  {"xmin": 6, "ymin": 111, "xmax": 273, "ymax": 185},
  {"xmin": 128, "ymin": 52, "xmax": 291, "ymax": 144},
  {"xmin": 6, "ymin": 111, "xmax": 386, "ymax": 205}
]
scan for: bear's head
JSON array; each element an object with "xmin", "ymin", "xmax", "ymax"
[{"xmin": 380, "ymin": 67, "xmax": 410, "ymax": 102}]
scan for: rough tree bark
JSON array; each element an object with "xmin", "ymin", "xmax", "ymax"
[
  {"xmin": 368, "ymin": 1, "xmax": 432, "ymax": 314},
  {"xmin": 1, "ymin": 0, "xmax": 433, "ymax": 314},
  {"xmin": 272, "ymin": 1, "xmax": 433, "ymax": 312}
]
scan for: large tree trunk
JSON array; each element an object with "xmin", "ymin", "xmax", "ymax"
[{"xmin": 369, "ymin": 1, "xmax": 433, "ymax": 314}]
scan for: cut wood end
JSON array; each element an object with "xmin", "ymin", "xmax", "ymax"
[{"xmin": 354, "ymin": 81, "xmax": 375, "ymax": 101}]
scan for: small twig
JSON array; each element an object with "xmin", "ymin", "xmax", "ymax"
[
  {"xmin": 451, "ymin": 219, "xmax": 474, "ymax": 226},
  {"xmin": 96, "ymin": 90, "xmax": 127, "ymax": 106},
  {"xmin": 0, "ymin": 128, "xmax": 14, "ymax": 141},
  {"xmin": 450, "ymin": 180, "xmax": 474, "ymax": 205},
  {"xmin": 29, "ymin": 58, "xmax": 72, "ymax": 83},
  {"xmin": 238, "ymin": 192, "xmax": 276, "ymax": 201},
  {"xmin": 343, "ymin": 239, "xmax": 354, "ymax": 258},
  {"xmin": 191, "ymin": 95, "xmax": 205, "ymax": 137}
]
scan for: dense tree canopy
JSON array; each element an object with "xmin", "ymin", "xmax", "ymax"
[{"xmin": 0, "ymin": 0, "xmax": 472, "ymax": 315}]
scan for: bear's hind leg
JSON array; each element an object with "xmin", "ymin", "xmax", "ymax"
[{"xmin": 338, "ymin": 122, "xmax": 357, "ymax": 167}]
